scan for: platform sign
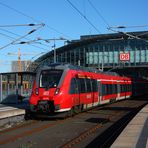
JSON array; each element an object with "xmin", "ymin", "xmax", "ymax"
[{"xmin": 119, "ymin": 53, "xmax": 130, "ymax": 61}]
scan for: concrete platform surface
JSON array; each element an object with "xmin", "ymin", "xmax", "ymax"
[
  {"xmin": 0, "ymin": 99, "xmax": 29, "ymax": 120},
  {"xmin": 111, "ymin": 104, "xmax": 148, "ymax": 148}
]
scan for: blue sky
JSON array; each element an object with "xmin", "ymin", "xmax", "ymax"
[{"xmin": 0, "ymin": 0, "xmax": 148, "ymax": 72}]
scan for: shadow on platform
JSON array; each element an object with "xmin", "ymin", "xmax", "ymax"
[
  {"xmin": 86, "ymin": 117, "xmax": 110, "ymax": 124},
  {"xmin": 0, "ymin": 94, "xmax": 29, "ymax": 110}
]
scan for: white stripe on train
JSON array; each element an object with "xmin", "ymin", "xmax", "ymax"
[{"xmin": 56, "ymin": 95, "xmax": 131, "ymax": 112}]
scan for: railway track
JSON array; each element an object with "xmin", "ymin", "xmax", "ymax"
[
  {"xmin": 62, "ymin": 101, "xmax": 147, "ymax": 148},
  {"xmin": 0, "ymin": 98, "xmax": 147, "ymax": 148}
]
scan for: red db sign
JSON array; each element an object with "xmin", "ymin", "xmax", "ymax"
[{"xmin": 119, "ymin": 53, "xmax": 130, "ymax": 61}]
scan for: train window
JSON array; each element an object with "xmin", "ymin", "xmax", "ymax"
[
  {"xmin": 106, "ymin": 85, "xmax": 109, "ymax": 94},
  {"xmin": 69, "ymin": 78, "xmax": 78, "ymax": 94},
  {"xmin": 127, "ymin": 85, "xmax": 131, "ymax": 92},
  {"xmin": 109, "ymin": 85, "xmax": 112, "ymax": 94},
  {"xmin": 79, "ymin": 78, "xmax": 86, "ymax": 93},
  {"xmin": 125, "ymin": 85, "xmax": 127, "ymax": 92},
  {"xmin": 124, "ymin": 85, "xmax": 126, "ymax": 92},
  {"xmin": 122, "ymin": 85, "xmax": 124, "ymax": 92},
  {"xmin": 92, "ymin": 79, "xmax": 98, "ymax": 92},
  {"xmin": 39, "ymin": 70, "xmax": 63, "ymax": 88},
  {"xmin": 86, "ymin": 79, "xmax": 92, "ymax": 92},
  {"xmin": 130, "ymin": 85, "xmax": 132, "ymax": 91},
  {"xmin": 112, "ymin": 84, "xmax": 115, "ymax": 94},
  {"xmin": 106, "ymin": 84, "xmax": 110, "ymax": 94},
  {"xmin": 114, "ymin": 84, "xmax": 117, "ymax": 93},
  {"xmin": 76, "ymin": 78, "xmax": 81, "ymax": 93},
  {"xmin": 121, "ymin": 84, "xmax": 126, "ymax": 93},
  {"xmin": 127, "ymin": 85, "xmax": 129, "ymax": 91},
  {"xmin": 129, "ymin": 85, "xmax": 130, "ymax": 91},
  {"xmin": 120, "ymin": 84, "xmax": 122, "ymax": 93},
  {"xmin": 104, "ymin": 84, "xmax": 116, "ymax": 95},
  {"xmin": 102, "ymin": 84, "xmax": 107, "ymax": 96}
]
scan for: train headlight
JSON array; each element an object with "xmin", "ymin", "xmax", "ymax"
[{"xmin": 55, "ymin": 88, "xmax": 60, "ymax": 95}]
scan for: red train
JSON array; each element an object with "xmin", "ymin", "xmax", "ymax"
[{"xmin": 29, "ymin": 63, "xmax": 133, "ymax": 116}]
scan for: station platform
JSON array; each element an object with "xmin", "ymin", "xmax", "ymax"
[
  {"xmin": 111, "ymin": 104, "xmax": 148, "ymax": 148},
  {"xmin": 0, "ymin": 99, "xmax": 29, "ymax": 127}
]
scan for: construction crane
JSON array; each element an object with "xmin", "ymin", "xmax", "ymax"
[{"xmin": 7, "ymin": 48, "xmax": 35, "ymax": 72}]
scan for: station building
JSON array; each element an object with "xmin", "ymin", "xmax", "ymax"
[
  {"xmin": 1, "ymin": 31, "xmax": 148, "ymax": 103},
  {"xmin": 28, "ymin": 31, "xmax": 148, "ymax": 77}
]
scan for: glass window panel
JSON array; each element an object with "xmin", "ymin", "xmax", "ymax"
[
  {"xmin": 86, "ymin": 52, "xmax": 89, "ymax": 64},
  {"xmin": 109, "ymin": 52, "xmax": 113, "ymax": 63},
  {"xmin": 130, "ymin": 51, "xmax": 134, "ymax": 63},
  {"xmin": 89, "ymin": 52, "xmax": 93, "ymax": 64},
  {"xmin": 114, "ymin": 51, "xmax": 118, "ymax": 63},
  {"xmin": 99, "ymin": 52, "xmax": 103, "ymax": 63},
  {"xmin": 94, "ymin": 52, "xmax": 98, "ymax": 64},
  {"xmin": 104, "ymin": 52, "xmax": 108, "ymax": 64},
  {"xmin": 141, "ymin": 50, "xmax": 145, "ymax": 62},
  {"xmin": 146, "ymin": 50, "xmax": 148, "ymax": 62},
  {"xmin": 135, "ymin": 50, "xmax": 140, "ymax": 63}
]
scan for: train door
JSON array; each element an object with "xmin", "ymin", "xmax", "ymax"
[
  {"xmin": 98, "ymin": 80, "xmax": 102, "ymax": 104},
  {"xmin": 91, "ymin": 79, "xmax": 97, "ymax": 106},
  {"xmin": 85, "ymin": 78, "xmax": 93, "ymax": 108},
  {"xmin": 117, "ymin": 81, "xmax": 120, "ymax": 100},
  {"xmin": 70, "ymin": 78, "xmax": 80, "ymax": 107}
]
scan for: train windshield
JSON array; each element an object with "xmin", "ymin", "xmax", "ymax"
[{"xmin": 39, "ymin": 70, "xmax": 63, "ymax": 88}]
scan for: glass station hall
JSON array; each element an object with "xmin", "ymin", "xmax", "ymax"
[{"xmin": 29, "ymin": 31, "xmax": 148, "ymax": 74}]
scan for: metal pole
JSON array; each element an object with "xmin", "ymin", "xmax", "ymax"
[
  {"xmin": 102, "ymin": 58, "xmax": 104, "ymax": 71},
  {"xmin": 53, "ymin": 39, "xmax": 56, "ymax": 63},
  {"xmin": 102, "ymin": 51, "xmax": 104, "ymax": 71},
  {"xmin": 78, "ymin": 59, "xmax": 80, "ymax": 66},
  {"xmin": 15, "ymin": 73, "xmax": 18, "ymax": 103},
  {"xmin": 7, "ymin": 75, "xmax": 10, "ymax": 96},
  {"xmin": 0, "ymin": 74, "xmax": 2, "ymax": 103}
]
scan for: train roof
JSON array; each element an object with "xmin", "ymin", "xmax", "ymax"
[{"xmin": 39, "ymin": 63, "xmax": 119, "ymax": 77}]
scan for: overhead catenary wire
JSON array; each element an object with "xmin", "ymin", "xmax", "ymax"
[
  {"xmin": 110, "ymin": 24, "xmax": 148, "ymax": 29},
  {"xmin": 0, "ymin": 1, "xmax": 72, "ymax": 40},
  {"xmin": 0, "ymin": 32, "xmax": 15, "ymax": 40},
  {"xmin": 0, "ymin": 23, "xmax": 44, "ymax": 27},
  {"xmin": 0, "ymin": 24, "xmax": 44, "ymax": 50},
  {"xmin": 66, "ymin": 0, "xmax": 101, "ymax": 34},
  {"xmin": 108, "ymin": 27, "xmax": 148, "ymax": 43},
  {"xmin": 12, "ymin": 40, "xmax": 49, "ymax": 47},
  {"xmin": 0, "ymin": 28, "xmax": 49, "ymax": 51},
  {"xmin": 87, "ymin": 0, "xmax": 110, "ymax": 28},
  {"xmin": 0, "ymin": 2, "xmax": 39, "ymax": 23},
  {"xmin": 108, "ymin": 25, "xmax": 148, "ymax": 37}
]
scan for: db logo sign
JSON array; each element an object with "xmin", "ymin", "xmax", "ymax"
[{"xmin": 119, "ymin": 53, "xmax": 130, "ymax": 61}]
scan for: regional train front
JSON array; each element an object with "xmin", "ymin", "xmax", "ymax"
[{"xmin": 29, "ymin": 65, "xmax": 65, "ymax": 114}]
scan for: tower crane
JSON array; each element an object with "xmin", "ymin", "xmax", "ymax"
[{"xmin": 7, "ymin": 48, "xmax": 35, "ymax": 72}]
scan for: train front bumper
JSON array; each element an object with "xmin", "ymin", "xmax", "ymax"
[{"xmin": 30, "ymin": 100, "xmax": 61, "ymax": 113}]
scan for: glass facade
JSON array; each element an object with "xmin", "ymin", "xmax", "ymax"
[
  {"xmin": 85, "ymin": 40, "xmax": 148, "ymax": 68},
  {"xmin": 34, "ymin": 32, "xmax": 148, "ymax": 71}
]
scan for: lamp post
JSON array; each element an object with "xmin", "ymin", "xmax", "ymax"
[
  {"xmin": 53, "ymin": 39, "xmax": 56, "ymax": 63},
  {"xmin": 37, "ymin": 37, "xmax": 68, "ymax": 63},
  {"xmin": 50, "ymin": 37, "xmax": 67, "ymax": 63}
]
